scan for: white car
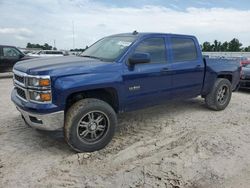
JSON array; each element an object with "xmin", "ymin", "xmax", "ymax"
[{"xmin": 28, "ymin": 50, "xmax": 64, "ymax": 57}]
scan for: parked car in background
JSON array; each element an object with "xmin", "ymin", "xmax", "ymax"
[
  {"xmin": 11, "ymin": 32, "xmax": 241, "ymax": 152},
  {"xmin": 0, "ymin": 45, "xmax": 34, "ymax": 73},
  {"xmin": 240, "ymin": 64, "xmax": 250, "ymax": 89},
  {"xmin": 240, "ymin": 57, "xmax": 250, "ymax": 67},
  {"xmin": 28, "ymin": 50, "xmax": 64, "ymax": 57}
]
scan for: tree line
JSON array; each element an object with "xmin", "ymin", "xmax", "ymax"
[
  {"xmin": 26, "ymin": 43, "xmax": 56, "ymax": 50},
  {"xmin": 26, "ymin": 43, "xmax": 89, "ymax": 52},
  {"xmin": 202, "ymin": 38, "xmax": 250, "ymax": 52},
  {"xmin": 69, "ymin": 46, "xmax": 88, "ymax": 52},
  {"xmin": 27, "ymin": 40, "xmax": 250, "ymax": 52}
]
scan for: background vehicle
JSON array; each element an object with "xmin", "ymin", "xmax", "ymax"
[
  {"xmin": 240, "ymin": 57, "xmax": 250, "ymax": 67},
  {"xmin": 240, "ymin": 64, "xmax": 250, "ymax": 89},
  {"xmin": 11, "ymin": 32, "xmax": 241, "ymax": 152},
  {"xmin": 28, "ymin": 50, "xmax": 64, "ymax": 57},
  {"xmin": 0, "ymin": 45, "xmax": 33, "ymax": 73}
]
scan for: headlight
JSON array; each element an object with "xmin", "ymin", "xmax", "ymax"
[
  {"xmin": 27, "ymin": 77, "xmax": 50, "ymax": 87},
  {"xmin": 29, "ymin": 91, "xmax": 52, "ymax": 102}
]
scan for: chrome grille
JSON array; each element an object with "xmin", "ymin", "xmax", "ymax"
[
  {"xmin": 16, "ymin": 87, "xmax": 27, "ymax": 100},
  {"xmin": 14, "ymin": 74, "xmax": 25, "ymax": 84}
]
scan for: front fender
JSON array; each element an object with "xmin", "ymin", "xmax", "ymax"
[{"xmin": 52, "ymin": 73, "xmax": 123, "ymax": 110}]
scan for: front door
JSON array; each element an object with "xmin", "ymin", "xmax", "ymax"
[{"xmin": 122, "ymin": 36, "xmax": 172, "ymax": 111}]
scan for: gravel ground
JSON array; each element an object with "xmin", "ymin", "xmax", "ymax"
[{"xmin": 0, "ymin": 78, "xmax": 250, "ymax": 188}]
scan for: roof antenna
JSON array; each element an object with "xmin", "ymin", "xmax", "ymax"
[{"xmin": 132, "ymin": 30, "xmax": 138, "ymax": 35}]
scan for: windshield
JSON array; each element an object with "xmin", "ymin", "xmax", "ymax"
[{"xmin": 81, "ymin": 36, "xmax": 136, "ymax": 61}]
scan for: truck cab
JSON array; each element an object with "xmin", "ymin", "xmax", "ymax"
[{"xmin": 11, "ymin": 32, "xmax": 240, "ymax": 152}]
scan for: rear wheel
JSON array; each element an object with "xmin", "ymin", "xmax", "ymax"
[
  {"xmin": 205, "ymin": 78, "xmax": 232, "ymax": 111},
  {"xmin": 64, "ymin": 98, "xmax": 117, "ymax": 152}
]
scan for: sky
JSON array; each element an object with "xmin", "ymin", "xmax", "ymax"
[{"xmin": 0, "ymin": 0, "xmax": 250, "ymax": 49}]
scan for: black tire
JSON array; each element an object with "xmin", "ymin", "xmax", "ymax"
[
  {"xmin": 64, "ymin": 98, "xmax": 117, "ymax": 152},
  {"xmin": 205, "ymin": 78, "xmax": 232, "ymax": 111}
]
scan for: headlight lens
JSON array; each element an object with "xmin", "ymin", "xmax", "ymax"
[
  {"xmin": 29, "ymin": 91, "xmax": 52, "ymax": 102},
  {"xmin": 27, "ymin": 77, "xmax": 50, "ymax": 87}
]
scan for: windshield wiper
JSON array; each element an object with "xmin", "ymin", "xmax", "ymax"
[{"xmin": 81, "ymin": 55, "xmax": 104, "ymax": 61}]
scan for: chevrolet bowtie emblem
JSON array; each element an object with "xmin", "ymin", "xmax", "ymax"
[{"xmin": 129, "ymin": 85, "xmax": 141, "ymax": 91}]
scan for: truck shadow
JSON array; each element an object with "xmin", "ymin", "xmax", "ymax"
[
  {"xmin": 118, "ymin": 97, "xmax": 207, "ymax": 126},
  {"xmin": 238, "ymin": 88, "xmax": 250, "ymax": 93},
  {"xmin": 34, "ymin": 97, "xmax": 208, "ymax": 152}
]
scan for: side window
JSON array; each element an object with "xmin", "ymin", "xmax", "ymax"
[
  {"xmin": 135, "ymin": 38, "xmax": 167, "ymax": 64},
  {"xmin": 171, "ymin": 38, "xmax": 197, "ymax": 62},
  {"xmin": 3, "ymin": 47, "xmax": 20, "ymax": 57}
]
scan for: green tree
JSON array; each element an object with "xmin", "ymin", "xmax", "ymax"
[
  {"xmin": 26, "ymin": 43, "xmax": 53, "ymax": 50},
  {"xmin": 202, "ymin": 42, "xmax": 212, "ymax": 51},
  {"xmin": 213, "ymin": 40, "xmax": 218, "ymax": 51},
  {"xmin": 42, "ymin": 43, "xmax": 52, "ymax": 50},
  {"xmin": 244, "ymin": 46, "xmax": 250, "ymax": 52},
  {"xmin": 26, "ymin": 42, "xmax": 32, "ymax": 48},
  {"xmin": 228, "ymin": 38, "xmax": 242, "ymax": 52},
  {"xmin": 220, "ymin": 42, "xmax": 228, "ymax": 52}
]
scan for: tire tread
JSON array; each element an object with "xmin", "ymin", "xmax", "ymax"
[{"xmin": 64, "ymin": 98, "xmax": 117, "ymax": 152}]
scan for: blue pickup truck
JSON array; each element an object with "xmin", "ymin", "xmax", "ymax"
[{"xmin": 11, "ymin": 32, "xmax": 240, "ymax": 152}]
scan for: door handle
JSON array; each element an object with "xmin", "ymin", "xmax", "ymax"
[
  {"xmin": 161, "ymin": 67, "xmax": 169, "ymax": 72},
  {"xmin": 196, "ymin": 65, "xmax": 201, "ymax": 68}
]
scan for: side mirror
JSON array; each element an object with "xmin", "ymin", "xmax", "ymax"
[
  {"xmin": 19, "ymin": 54, "xmax": 25, "ymax": 59},
  {"xmin": 128, "ymin": 52, "xmax": 150, "ymax": 66}
]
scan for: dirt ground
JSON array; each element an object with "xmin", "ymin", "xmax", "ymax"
[{"xmin": 0, "ymin": 78, "xmax": 250, "ymax": 188}]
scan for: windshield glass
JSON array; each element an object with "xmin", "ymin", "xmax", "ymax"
[{"xmin": 81, "ymin": 36, "xmax": 136, "ymax": 61}]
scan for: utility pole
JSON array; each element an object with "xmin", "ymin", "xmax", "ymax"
[
  {"xmin": 53, "ymin": 39, "xmax": 56, "ymax": 50},
  {"xmin": 72, "ymin": 21, "xmax": 75, "ymax": 49}
]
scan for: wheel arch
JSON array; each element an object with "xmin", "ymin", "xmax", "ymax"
[
  {"xmin": 65, "ymin": 87, "xmax": 119, "ymax": 113},
  {"xmin": 217, "ymin": 74, "xmax": 233, "ymax": 83}
]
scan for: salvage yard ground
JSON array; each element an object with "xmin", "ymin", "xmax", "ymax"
[{"xmin": 0, "ymin": 78, "xmax": 250, "ymax": 188}]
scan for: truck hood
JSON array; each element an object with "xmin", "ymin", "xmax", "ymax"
[{"xmin": 14, "ymin": 56, "xmax": 121, "ymax": 76}]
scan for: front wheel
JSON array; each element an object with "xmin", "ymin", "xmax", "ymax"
[
  {"xmin": 64, "ymin": 98, "xmax": 117, "ymax": 152},
  {"xmin": 205, "ymin": 78, "xmax": 232, "ymax": 111}
]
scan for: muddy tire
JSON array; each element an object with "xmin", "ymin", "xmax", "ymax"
[
  {"xmin": 64, "ymin": 98, "xmax": 117, "ymax": 152},
  {"xmin": 205, "ymin": 78, "xmax": 232, "ymax": 111}
]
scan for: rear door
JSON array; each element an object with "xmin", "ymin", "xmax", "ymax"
[
  {"xmin": 122, "ymin": 36, "xmax": 172, "ymax": 111},
  {"xmin": 169, "ymin": 36, "xmax": 204, "ymax": 98}
]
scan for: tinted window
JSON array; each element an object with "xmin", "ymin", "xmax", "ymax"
[
  {"xmin": 171, "ymin": 38, "xmax": 197, "ymax": 62},
  {"xmin": 3, "ymin": 47, "xmax": 20, "ymax": 57},
  {"xmin": 135, "ymin": 38, "xmax": 167, "ymax": 64}
]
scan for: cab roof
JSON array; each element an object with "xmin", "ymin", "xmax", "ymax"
[{"xmin": 110, "ymin": 32, "xmax": 196, "ymax": 39}]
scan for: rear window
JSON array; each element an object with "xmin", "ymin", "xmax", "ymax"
[{"xmin": 171, "ymin": 38, "xmax": 197, "ymax": 62}]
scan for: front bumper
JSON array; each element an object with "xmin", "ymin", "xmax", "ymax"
[
  {"xmin": 240, "ymin": 79, "xmax": 250, "ymax": 89},
  {"xmin": 17, "ymin": 106, "xmax": 64, "ymax": 131}
]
